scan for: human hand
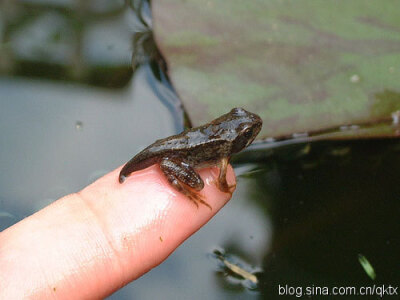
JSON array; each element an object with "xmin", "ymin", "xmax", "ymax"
[{"xmin": 0, "ymin": 164, "xmax": 235, "ymax": 299}]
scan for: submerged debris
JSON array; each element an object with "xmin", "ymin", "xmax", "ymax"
[
  {"xmin": 211, "ymin": 249, "xmax": 261, "ymax": 290},
  {"xmin": 358, "ymin": 254, "xmax": 376, "ymax": 280},
  {"xmin": 222, "ymin": 258, "xmax": 258, "ymax": 284}
]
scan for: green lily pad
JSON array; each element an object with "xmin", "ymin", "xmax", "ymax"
[{"xmin": 152, "ymin": 0, "xmax": 400, "ymax": 140}]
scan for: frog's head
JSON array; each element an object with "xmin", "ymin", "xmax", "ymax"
[{"xmin": 229, "ymin": 107, "xmax": 262, "ymax": 153}]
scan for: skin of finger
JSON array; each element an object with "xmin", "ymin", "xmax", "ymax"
[{"xmin": 0, "ymin": 165, "xmax": 235, "ymax": 299}]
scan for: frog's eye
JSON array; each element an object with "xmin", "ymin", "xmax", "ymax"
[
  {"xmin": 243, "ymin": 127, "xmax": 253, "ymax": 139},
  {"xmin": 232, "ymin": 126, "xmax": 255, "ymax": 153}
]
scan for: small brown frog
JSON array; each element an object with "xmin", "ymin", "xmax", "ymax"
[{"xmin": 119, "ymin": 108, "xmax": 262, "ymax": 208}]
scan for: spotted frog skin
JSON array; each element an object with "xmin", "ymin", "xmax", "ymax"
[{"xmin": 119, "ymin": 108, "xmax": 262, "ymax": 209}]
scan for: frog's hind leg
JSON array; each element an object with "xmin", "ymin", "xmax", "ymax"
[
  {"xmin": 162, "ymin": 173, "xmax": 211, "ymax": 210},
  {"xmin": 216, "ymin": 157, "xmax": 236, "ymax": 195},
  {"xmin": 160, "ymin": 158, "xmax": 211, "ymax": 210}
]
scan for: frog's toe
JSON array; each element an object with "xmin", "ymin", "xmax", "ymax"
[
  {"xmin": 215, "ymin": 180, "xmax": 236, "ymax": 195},
  {"xmin": 227, "ymin": 183, "xmax": 236, "ymax": 194},
  {"xmin": 188, "ymin": 192, "xmax": 212, "ymax": 210},
  {"xmin": 188, "ymin": 196, "xmax": 199, "ymax": 208}
]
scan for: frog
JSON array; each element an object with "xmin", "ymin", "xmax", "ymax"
[{"xmin": 119, "ymin": 107, "xmax": 262, "ymax": 209}]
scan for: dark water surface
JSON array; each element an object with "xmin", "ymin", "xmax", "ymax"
[
  {"xmin": 236, "ymin": 140, "xmax": 400, "ymax": 298},
  {"xmin": 1, "ymin": 1, "xmax": 399, "ymax": 299}
]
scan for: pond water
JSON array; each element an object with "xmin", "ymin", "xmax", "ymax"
[{"xmin": 1, "ymin": 1, "xmax": 399, "ymax": 299}]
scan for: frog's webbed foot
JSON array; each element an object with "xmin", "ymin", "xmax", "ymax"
[
  {"xmin": 216, "ymin": 157, "xmax": 236, "ymax": 196},
  {"xmin": 160, "ymin": 158, "xmax": 212, "ymax": 210}
]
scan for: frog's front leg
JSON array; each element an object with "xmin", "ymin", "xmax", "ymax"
[
  {"xmin": 160, "ymin": 157, "xmax": 211, "ymax": 209},
  {"xmin": 217, "ymin": 157, "xmax": 236, "ymax": 195}
]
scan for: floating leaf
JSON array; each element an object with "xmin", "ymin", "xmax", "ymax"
[{"xmin": 153, "ymin": 0, "xmax": 400, "ymax": 140}]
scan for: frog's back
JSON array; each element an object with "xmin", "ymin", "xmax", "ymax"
[
  {"xmin": 147, "ymin": 127, "xmax": 218, "ymax": 152},
  {"xmin": 122, "ymin": 125, "xmax": 228, "ymax": 175},
  {"xmin": 127, "ymin": 108, "xmax": 249, "ymax": 163}
]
